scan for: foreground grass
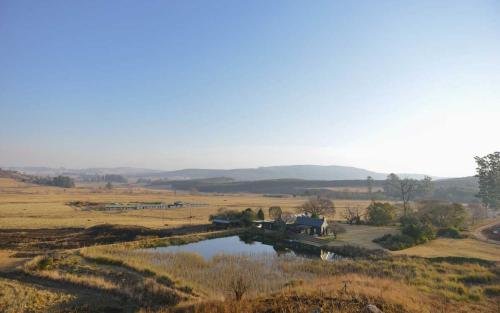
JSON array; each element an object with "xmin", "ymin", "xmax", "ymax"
[
  {"xmin": 79, "ymin": 232, "xmax": 500, "ymax": 313},
  {"xmin": 0, "ymin": 277, "xmax": 73, "ymax": 313}
]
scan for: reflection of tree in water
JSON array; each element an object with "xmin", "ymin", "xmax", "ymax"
[
  {"xmin": 272, "ymin": 245, "xmax": 292, "ymax": 256},
  {"xmin": 238, "ymin": 234, "xmax": 256, "ymax": 245}
]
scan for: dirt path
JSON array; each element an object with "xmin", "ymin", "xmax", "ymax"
[
  {"xmin": 471, "ymin": 218, "xmax": 500, "ymax": 245},
  {"xmin": 0, "ymin": 250, "xmax": 29, "ymax": 272}
]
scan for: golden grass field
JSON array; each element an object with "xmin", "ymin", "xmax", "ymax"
[
  {"xmin": 393, "ymin": 238, "xmax": 500, "ymax": 261},
  {"xmin": 0, "ymin": 178, "xmax": 371, "ymax": 229}
]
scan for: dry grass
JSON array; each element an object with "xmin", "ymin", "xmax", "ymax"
[
  {"xmin": 0, "ymin": 250, "xmax": 28, "ymax": 272},
  {"xmin": 393, "ymin": 238, "xmax": 500, "ymax": 261},
  {"xmin": 80, "ymin": 231, "xmax": 500, "ymax": 312},
  {"xmin": 326, "ymin": 224, "xmax": 400, "ymax": 250},
  {"xmin": 0, "ymin": 178, "xmax": 370, "ymax": 229},
  {"xmin": 0, "ymin": 277, "xmax": 73, "ymax": 313}
]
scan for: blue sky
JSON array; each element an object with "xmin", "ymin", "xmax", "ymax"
[{"xmin": 1, "ymin": 0, "xmax": 499, "ymax": 176}]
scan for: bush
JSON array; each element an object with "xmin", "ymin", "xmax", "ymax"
[
  {"xmin": 437, "ymin": 227, "xmax": 462, "ymax": 238},
  {"xmin": 366, "ymin": 202, "xmax": 396, "ymax": 226},
  {"xmin": 400, "ymin": 215, "xmax": 436, "ymax": 244},
  {"xmin": 373, "ymin": 234, "xmax": 415, "ymax": 250}
]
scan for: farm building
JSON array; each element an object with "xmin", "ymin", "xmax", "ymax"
[
  {"xmin": 103, "ymin": 202, "xmax": 168, "ymax": 210},
  {"xmin": 211, "ymin": 218, "xmax": 241, "ymax": 229},
  {"xmin": 251, "ymin": 220, "xmax": 275, "ymax": 230},
  {"xmin": 289, "ymin": 216, "xmax": 329, "ymax": 236}
]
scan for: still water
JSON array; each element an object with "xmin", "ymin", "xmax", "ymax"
[{"xmin": 141, "ymin": 235, "xmax": 341, "ymax": 261}]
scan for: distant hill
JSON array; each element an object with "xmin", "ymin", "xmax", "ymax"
[
  {"xmin": 434, "ymin": 176, "xmax": 478, "ymax": 189},
  {"xmin": 5, "ymin": 166, "xmax": 162, "ymax": 177},
  {"xmin": 6, "ymin": 165, "xmax": 436, "ymax": 181},
  {"xmin": 150, "ymin": 165, "xmax": 433, "ymax": 181}
]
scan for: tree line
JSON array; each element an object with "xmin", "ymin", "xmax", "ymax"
[{"xmin": 33, "ymin": 175, "xmax": 75, "ymax": 188}]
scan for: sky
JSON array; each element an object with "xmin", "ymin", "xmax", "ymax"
[{"xmin": 0, "ymin": 0, "xmax": 499, "ymax": 177}]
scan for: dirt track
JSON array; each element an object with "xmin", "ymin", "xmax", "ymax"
[{"xmin": 471, "ymin": 218, "xmax": 500, "ymax": 244}]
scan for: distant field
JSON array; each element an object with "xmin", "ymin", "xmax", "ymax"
[{"xmin": 0, "ymin": 178, "xmax": 371, "ymax": 229}]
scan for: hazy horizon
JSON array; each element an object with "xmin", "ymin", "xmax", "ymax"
[{"xmin": 1, "ymin": 1, "xmax": 499, "ymax": 177}]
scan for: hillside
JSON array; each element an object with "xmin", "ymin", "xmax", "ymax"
[
  {"xmin": 135, "ymin": 165, "xmax": 433, "ymax": 181},
  {"xmin": 6, "ymin": 165, "xmax": 435, "ymax": 181}
]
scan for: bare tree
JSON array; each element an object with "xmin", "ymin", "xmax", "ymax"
[
  {"xmin": 298, "ymin": 197, "xmax": 335, "ymax": 217},
  {"xmin": 229, "ymin": 275, "xmax": 250, "ymax": 301},
  {"xmin": 341, "ymin": 206, "xmax": 364, "ymax": 225},
  {"xmin": 268, "ymin": 206, "xmax": 282, "ymax": 220},
  {"xmin": 386, "ymin": 174, "xmax": 418, "ymax": 215}
]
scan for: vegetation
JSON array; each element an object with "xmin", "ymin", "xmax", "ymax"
[
  {"xmin": 375, "ymin": 201, "xmax": 469, "ymax": 250},
  {"xmin": 256, "ymin": 208, "xmax": 265, "ymax": 220},
  {"xmin": 366, "ymin": 202, "xmax": 397, "ymax": 226},
  {"xmin": 33, "ymin": 175, "xmax": 75, "ymax": 188},
  {"xmin": 268, "ymin": 206, "xmax": 282, "ymax": 220},
  {"xmin": 475, "ymin": 151, "xmax": 500, "ymax": 209},
  {"xmin": 209, "ymin": 207, "xmax": 258, "ymax": 226},
  {"xmin": 417, "ymin": 201, "xmax": 467, "ymax": 229},
  {"xmin": 297, "ymin": 197, "xmax": 335, "ymax": 218},
  {"xmin": 78, "ymin": 234, "xmax": 500, "ymax": 313}
]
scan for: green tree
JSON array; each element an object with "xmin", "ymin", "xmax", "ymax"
[
  {"xmin": 256, "ymin": 208, "xmax": 265, "ymax": 220},
  {"xmin": 400, "ymin": 215, "xmax": 436, "ymax": 244},
  {"xmin": 418, "ymin": 201, "xmax": 467, "ymax": 228},
  {"xmin": 366, "ymin": 202, "xmax": 396, "ymax": 226},
  {"xmin": 241, "ymin": 208, "xmax": 257, "ymax": 226},
  {"xmin": 475, "ymin": 152, "xmax": 500, "ymax": 209}
]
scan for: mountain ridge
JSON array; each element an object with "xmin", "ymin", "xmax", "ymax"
[{"xmin": 5, "ymin": 164, "xmax": 440, "ymax": 181}]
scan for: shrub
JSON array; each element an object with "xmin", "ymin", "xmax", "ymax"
[
  {"xmin": 437, "ymin": 227, "xmax": 462, "ymax": 238},
  {"xmin": 373, "ymin": 234, "xmax": 415, "ymax": 250},
  {"xmin": 366, "ymin": 202, "xmax": 396, "ymax": 226},
  {"xmin": 400, "ymin": 215, "xmax": 436, "ymax": 244}
]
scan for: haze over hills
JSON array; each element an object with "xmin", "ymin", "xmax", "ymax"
[{"xmin": 5, "ymin": 165, "xmax": 439, "ymax": 181}]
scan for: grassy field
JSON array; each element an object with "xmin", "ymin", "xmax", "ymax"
[
  {"xmin": 1, "ymin": 177, "xmax": 499, "ymax": 312},
  {"xmin": 393, "ymin": 238, "xmax": 500, "ymax": 261},
  {"xmin": 78, "ymin": 232, "xmax": 499, "ymax": 313},
  {"xmin": 0, "ymin": 178, "xmax": 371, "ymax": 229}
]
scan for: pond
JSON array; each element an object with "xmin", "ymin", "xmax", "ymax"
[{"xmin": 140, "ymin": 235, "xmax": 342, "ymax": 261}]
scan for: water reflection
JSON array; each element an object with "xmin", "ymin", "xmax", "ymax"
[{"xmin": 140, "ymin": 235, "xmax": 342, "ymax": 261}]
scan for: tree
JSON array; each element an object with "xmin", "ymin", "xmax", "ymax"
[
  {"xmin": 298, "ymin": 198, "xmax": 335, "ymax": 217},
  {"xmin": 400, "ymin": 215, "xmax": 436, "ymax": 244},
  {"xmin": 418, "ymin": 201, "xmax": 467, "ymax": 228},
  {"xmin": 268, "ymin": 206, "xmax": 282, "ymax": 220},
  {"xmin": 416, "ymin": 176, "xmax": 434, "ymax": 199},
  {"xmin": 341, "ymin": 205, "xmax": 364, "ymax": 225},
  {"xmin": 366, "ymin": 176, "xmax": 374, "ymax": 201},
  {"xmin": 240, "ymin": 208, "xmax": 257, "ymax": 226},
  {"xmin": 366, "ymin": 202, "xmax": 396, "ymax": 226},
  {"xmin": 469, "ymin": 203, "xmax": 488, "ymax": 224},
  {"xmin": 384, "ymin": 173, "xmax": 401, "ymax": 198},
  {"xmin": 256, "ymin": 208, "xmax": 265, "ymax": 220},
  {"xmin": 385, "ymin": 174, "xmax": 419, "ymax": 216},
  {"xmin": 105, "ymin": 182, "xmax": 113, "ymax": 190},
  {"xmin": 103, "ymin": 174, "xmax": 127, "ymax": 183},
  {"xmin": 475, "ymin": 152, "xmax": 500, "ymax": 209}
]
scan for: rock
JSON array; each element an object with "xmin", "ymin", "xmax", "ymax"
[{"xmin": 365, "ymin": 304, "xmax": 383, "ymax": 313}]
